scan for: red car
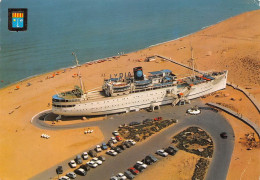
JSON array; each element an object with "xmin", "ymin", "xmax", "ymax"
[
  {"xmin": 154, "ymin": 117, "xmax": 162, "ymax": 121},
  {"xmin": 115, "ymin": 135, "xmax": 122, "ymax": 141},
  {"xmin": 128, "ymin": 167, "xmax": 139, "ymax": 175}
]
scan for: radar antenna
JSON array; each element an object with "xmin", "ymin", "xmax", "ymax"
[{"xmin": 72, "ymin": 52, "xmax": 85, "ymax": 92}]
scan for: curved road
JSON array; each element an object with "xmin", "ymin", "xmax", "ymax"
[{"xmin": 30, "ymin": 99, "xmax": 234, "ymax": 180}]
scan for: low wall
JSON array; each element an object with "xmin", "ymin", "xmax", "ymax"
[
  {"xmin": 206, "ymin": 102, "xmax": 260, "ymax": 139},
  {"xmin": 226, "ymin": 82, "xmax": 260, "ymax": 114}
]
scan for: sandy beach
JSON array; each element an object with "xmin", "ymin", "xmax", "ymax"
[{"xmin": 0, "ymin": 10, "xmax": 260, "ymax": 180}]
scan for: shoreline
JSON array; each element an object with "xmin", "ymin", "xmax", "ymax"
[{"xmin": 2, "ymin": 9, "xmax": 259, "ymax": 90}]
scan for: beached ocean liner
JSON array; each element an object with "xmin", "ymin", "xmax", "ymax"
[{"xmin": 52, "ymin": 53, "xmax": 227, "ymax": 116}]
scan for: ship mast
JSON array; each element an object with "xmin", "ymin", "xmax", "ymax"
[
  {"xmin": 190, "ymin": 45, "xmax": 195, "ymax": 79},
  {"xmin": 72, "ymin": 52, "xmax": 85, "ymax": 92}
]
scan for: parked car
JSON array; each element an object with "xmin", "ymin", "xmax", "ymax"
[
  {"xmin": 59, "ymin": 176, "xmax": 70, "ymax": 180},
  {"xmin": 74, "ymin": 168, "xmax": 86, "ymax": 176},
  {"xmin": 142, "ymin": 157, "xmax": 152, "ymax": 165},
  {"xmin": 110, "ymin": 176, "xmax": 118, "ymax": 180},
  {"xmin": 129, "ymin": 121, "xmax": 141, "ymax": 126},
  {"xmin": 95, "ymin": 145, "xmax": 102, "ymax": 152},
  {"xmin": 80, "ymin": 164, "xmax": 90, "ymax": 171},
  {"xmin": 136, "ymin": 161, "xmax": 147, "ymax": 168},
  {"xmin": 118, "ymin": 144, "xmax": 127, "ymax": 150},
  {"xmin": 220, "ymin": 132, "xmax": 228, "ymax": 139},
  {"xmin": 82, "ymin": 152, "xmax": 88, "ymax": 160},
  {"xmin": 87, "ymin": 161, "xmax": 98, "ymax": 168},
  {"xmin": 133, "ymin": 164, "xmax": 145, "ymax": 172},
  {"xmin": 146, "ymin": 155, "xmax": 158, "ymax": 163},
  {"xmin": 106, "ymin": 150, "xmax": 118, "ymax": 156},
  {"xmin": 101, "ymin": 142, "xmax": 108, "ymax": 150},
  {"xmin": 128, "ymin": 167, "xmax": 139, "ymax": 175},
  {"xmin": 111, "ymin": 146, "xmax": 122, "ymax": 153},
  {"xmin": 112, "ymin": 131, "xmax": 120, "ymax": 136},
  {"xmin": 165, "ymin": 148, "xmax": 175, "ymax": 155},
  {"xmin": 98, "ymin": 156, "xmax": 106, "ymax": 161},
  {"xmin": 143, "ymin": 118, "xmax": 153, "ymax": 124},
  {"xmin": 66, "ymin": 172, "xmax": 76, "ymax": 179},
  {"xmin": 92, "ymin": 157, "xmax": 103, "ymax": 165},
  {"xmin": 124, "ymin": 170, "xmax": 135, "ymax": 179},
  {"xmin": 116, "ymin": 172, "xmax": 127, "ymax": 180},
  {"xmin": 69, "ymin": 160, "xmax": 77, "ymax": 168},
  {"xmin": 123, "ymin": 141, "xmax": 132, "ymax": 148},
  {"xmin": 154, "ymin": 117, "xmax": 162, "ymax": 121},
  {"xmin": 111, "ymin": 137, "xmax": 118, "ymax": 144},
  {"xmin": 115, "ymin": 135, "xmax": 122, "ymax": 141},
  {"xmin": 56, "ymin": 166, "xmax": 63, "ymax": 174},
  {"xmin": 88, "ymin": 150, "xmax": 97, "ymax": 157},
  {"xmin": 156, "ymin": 149, "xmax": 168, "ymax": 157},
  {"xmin": 165, "ymin": 146, "xmax": 178, "ymax": 155},
  {"xmin": 107, "ymin": 140, "xmax": 114, "ymax": 147},
  {"xmin": 127, "ymin": 139, "xmax": 136, "ymax": 145},
  {"xmin": 75, "ymin": 155, "xmax": 82, "ymax": 164}
]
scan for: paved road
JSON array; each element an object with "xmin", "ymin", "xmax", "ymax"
[{"xmin": 30, "ymin": 99, "xmax": 234, "ymax": 180}]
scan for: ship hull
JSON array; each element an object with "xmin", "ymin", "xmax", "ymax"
[{"xmin": 52, "ymin": 71, "xmax": 227, "ymax": 116}]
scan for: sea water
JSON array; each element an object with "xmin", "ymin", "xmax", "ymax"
[{"xmin": 0, "ymin": 0, "xmax": 258, "ymax": 88}]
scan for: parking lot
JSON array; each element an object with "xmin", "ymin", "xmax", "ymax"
[{"xmin": 31, "ymin": 99, "xmax": 235, "ymax": 180}]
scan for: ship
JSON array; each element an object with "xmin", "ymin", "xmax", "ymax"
[{"xmin": 52, "ymin": 52, "xmax": 228, "ymax": 116}]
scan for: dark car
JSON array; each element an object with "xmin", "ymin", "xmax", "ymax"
[
  {"xmin": 98, "ymin": 156, "xmax": 106, "ymax": 161},
  {"xmin": 124, "ymin": 141, "xmax": 132, "ymax": 148},
  {"xmin": 111, "ymin": 146, "xmax": 122, "ymax": 153},
  {"xmin": 165, "ymin": 146, "xmax": 178, "ymax": 155},
  {"xmin": 80, "ymin": 164, "xmax": 90, "ymax": 171},
  {"xmin": 220, "ymin": 132, "xmax": 228, "ymax": 139},
  {"xmin": 143, "ymin": 118, "xmax": 153, "ymax": 124},
  {"xmin": 74, "ymin": 168, "xmax": 87, "ymax": 176},
  {"xmin": 146, "ymin": 155, "xmax": 158, "ymax": 163},
  {"xmin": 142, "ymin": 157, "xmax": 152, "ymax": 165},
  {"xmin": 128, "ymin": 167, "xmax": 139, "ymax": 175},
  {"xmin": 129, "ymin": 121, "xmax": 141, "ymax": 126},
  {"xmin": 88, "ymin": 150, "xmax": 97, "ymax": 157},
  {"xmin": 75, "ymin": 155, "xmax": 83, "ymax": 164},
  {"xmin": 124, "ymin": 170, "xmax": 135, "ymax": 179},
  {"xmin": 168, "ymin": 145, "xmax": 178, "ymax": 152},
  {"xmin": 56, "ymin": 166, "xmax": 63, "ymax": 174},
  {"xmin": 118, "ymin": 144, "xmax": 127, "ymax": 150},
  {"xmin": 134, "ymin": 164, "xmax": 145, "ymax": 172}
]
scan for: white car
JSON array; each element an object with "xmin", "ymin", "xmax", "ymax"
[
  {"xmin": 111, "ymin": 137, "xmax": 118, "ymax": 144},
  {"xmin": 95, "ymin": 145, "xmax": 102, "ymax": 152},
  {"xmin": 59, "ymin": 176, "xmax": 70, "ymax": 180},
  {"xmin": 69, "ymin": 160, "xmax": 77, "ymax": 168},
  {"xmin": 156, "ymin": 149, "xmax": 168, "ymax": 157},
  {"xmin": 87, "ymin": 129, "xmax": 94, "ymax": 133},
  {"xmin": 87, "ymin": 161, "xmax": 98, "ymax": 168},
  {"xmin": 92, "ymin": 157, "xmax": 102, "ymax": 165},
  {"xmin": 128, "ymin": 139, "xmax": 136, "ymax": 145},
  {"xmin": 136, "ymin": 161, "xmax": 147, "ymax": 168},
  {"xmin": 117, "ymin": 173, "xmax": 127, "ymax": 180},
  {"xmin": 106, "ymin": 150, "xmax": 118, "ymax": 156},
  {"xmin": 82, "ymin": 152, "xmax": 88, "ymax": 160},
  {"xmin": 112, "ymin": 131, "xmax": 119, "ymax": 136},
  {"xmin": 187, "ymin": 108, "xmax": 201, "ymax": 115}
]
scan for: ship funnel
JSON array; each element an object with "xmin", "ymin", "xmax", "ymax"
[{"xmin": 133, "ymin": 67, "xmax": 144, "ymax": 80}]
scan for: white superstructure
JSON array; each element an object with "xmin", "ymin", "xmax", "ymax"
[{"xmin": 52, "ymin": 65, "xmax": 228, "ymax": 116}]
